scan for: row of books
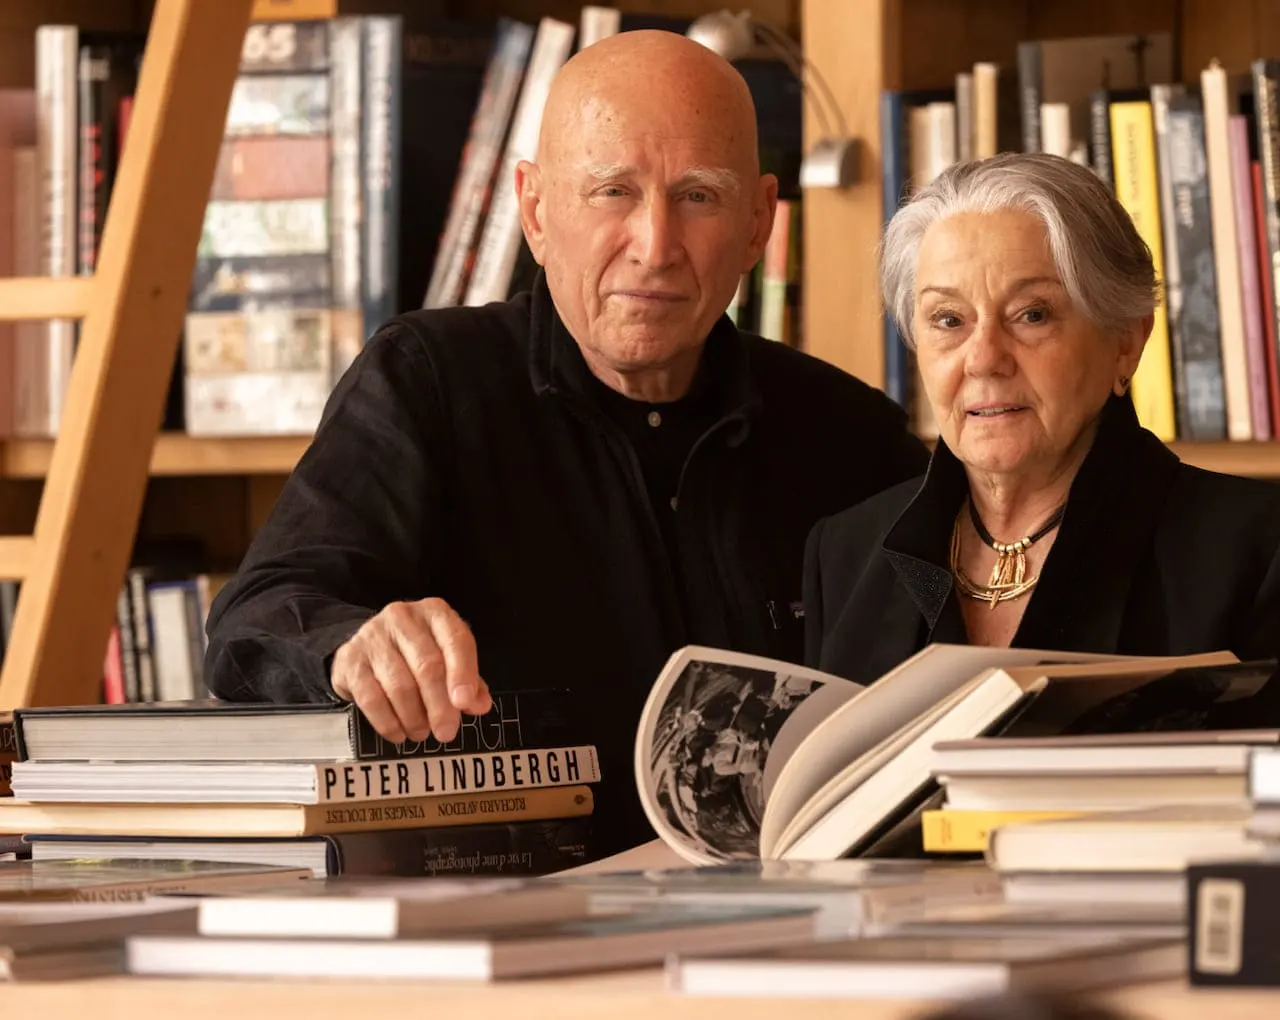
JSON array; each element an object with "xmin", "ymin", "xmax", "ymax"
[
  {"xmin": 3, "ymin": 5, "xmax": 804, "ymax": 441},
  {"xmin": 0, "ymin": 567, "xmax": 221, "ymax": 706},
  {"xmin": 885, "ymin": 31, "xmax": 1280, "ymax": 447},
  {"xmin": 0, "ymin": 688, "xmax": 600, "ymax": 883},
  {"xmin": 0, "ymin": 649, "xmax": 1271, "ymax": 991}
]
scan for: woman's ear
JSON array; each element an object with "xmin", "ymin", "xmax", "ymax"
[{"xmin": 1114, "ymin": 313, "xmax": 1152, "ymax": 396}]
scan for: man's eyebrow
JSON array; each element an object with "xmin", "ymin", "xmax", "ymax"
[
  {"xmin": 586, "ymin": 162, "xmax": 637, "ymax": 181},
  {"xmin": 679, "ymin": 166, "xmax": 740, "ymax": 194},
  {"xmin": 582, "ymin": 163, "xmax": 741, "ymax": 195}
]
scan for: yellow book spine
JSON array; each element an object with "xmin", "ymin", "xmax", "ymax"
[
  {"xmin": 1109, "ymin": 100, "xmax": 1176, "ymax": 441},
  {"xmin": 921, "ymin": 808, "xmax": 1083, "ymax": 852}
]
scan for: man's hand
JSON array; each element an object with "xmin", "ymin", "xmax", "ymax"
[{"xmin": 331, "ymin": 597, "xmax": 492, "ymax": 745}]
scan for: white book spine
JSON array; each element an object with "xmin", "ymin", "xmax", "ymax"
[
  {"xmin": 1201, "ymin": 62, "xmax": 1254, "ymax": 441},
  {"xmin": 315, "ymin": 744, "xmax": 600, "ymax": 803},
  {"xmin": 462, "ymin": 18, "xmax": 575, "ymax": 308},
  {"xmin": 34, "ymin": 25, "xmax": 78, "ymax": 438}
]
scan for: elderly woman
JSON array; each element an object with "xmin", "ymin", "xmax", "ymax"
[{"xmin": 804, "ymin": 152, "xmax": 1280, "ymax": 683}]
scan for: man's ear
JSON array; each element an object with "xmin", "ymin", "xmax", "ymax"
[
  {"xmin": 741, "ymin": 172, "xmax": 780, "ymax": 273},
  {"xmin": 1114, "ymin": 313, "xmax": 1153, "ymax": 395},
  {"xmin": 516, "ymin": 160, "xmax": 547, "ymax": 265}
]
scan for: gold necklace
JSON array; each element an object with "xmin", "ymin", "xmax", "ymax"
[{"xmin": 950, "ymin": 500, "xmax": 1065, "ymax": 609}]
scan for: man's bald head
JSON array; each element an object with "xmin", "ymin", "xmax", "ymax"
[
  {"xmin": 537, "ymin": 30, "xmax": 760, "ymax": 177},
  {"xmin": 513, "ymin": 28, "xmax": 777, "ymax": 404}
]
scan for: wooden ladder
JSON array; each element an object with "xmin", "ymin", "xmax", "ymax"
[{"xmin": 0, "ymin": 0, "xmax": 254, "ymax": 708}]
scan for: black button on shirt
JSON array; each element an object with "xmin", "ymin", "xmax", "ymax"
[{"xmin": 589, "ymin": 373, "xmax": 718, "ymax": 570}]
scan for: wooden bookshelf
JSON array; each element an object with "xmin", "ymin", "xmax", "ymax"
[
  {"xmin": 0, "ymin": 434, "xmax": 309, "ymax": 479},
  {"xmin": 798, "ymin": 0, "xmax": 1280, "ymax": 482}
]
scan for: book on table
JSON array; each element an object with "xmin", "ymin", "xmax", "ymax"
[{"xmin": 630, "ymin": 643, "xmax": 1280, "ymax": 864}]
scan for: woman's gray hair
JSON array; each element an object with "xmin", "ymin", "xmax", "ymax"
[{"xmin": 880, "ymin": 152, "xmax": 1160, "ymax": 348}]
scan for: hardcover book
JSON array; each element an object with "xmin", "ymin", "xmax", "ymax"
[{"xmin": 632, "ymin": 645, "xmax": 1260, "ymax": 863}]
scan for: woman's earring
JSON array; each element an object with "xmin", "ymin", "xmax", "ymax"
[{"xmin": 1115, "ymin": 375, "xmax": 1131, "ymax": 396}]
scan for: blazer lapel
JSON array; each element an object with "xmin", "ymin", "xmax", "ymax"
[
  {"xmin": 1013, "ymin": 398, "xmax": 1181, "ymax": 654},
  {"xmin": 879, "ymin": 439, "xmax": 971, "ymax": 662}
]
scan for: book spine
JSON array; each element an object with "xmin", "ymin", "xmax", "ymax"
[
  {"xmin": 127, "ymin": 569, "xmax": 155, "ymax": 703},
  {"xmin": 880, "ymin": 89, "xmax": 909, "ymax": 408},
  {"xmin": 757, "ymin": 200, "xmax": 791, "ymax": 342},
  {"xmin": 327, "ymin": 16, "xmax": 363, "ymax": 382},
  {"xmin": 1164, "ymin": 94, "xmax": 1228, "ymax": 440},
  {"xmin": 1151, "ymin": 84, "xmax": 1191, "ymax": 437},
  {"xmin": 1188, "ymin": 861, "xmax": 1280, "ymax": 986},
  {"xmin": 954, "ymin": 71, "xmax": 973, "ymax": 163},
  {"xmin": 34, "ymin": 25, "xmax": 78, "ymax": 438},
  {"xmin": 313, "ymin": 744, "xmax": 599, "ymax": 804},
  {"xmin": 1016, "ymin": 41, "xmax": 1042, "ymax": 154},
  {"xmin": 1228, "ymin": 114, "xmax": 1273, "ymax": 440},
  {"xmin": 101, "ymin": 624, "xmax": 126, "ymax": 705},
  {"xmin": 329, "ymin": 814, "xmax": 593, "ymax": 877},
  {"xmin": 350, "ymin": 685, "xmax": 586, "ymax": 760},
  {"xmin": 1090, "ymin": 89, "xmax": 1115, "ymax": 189},
  {"xmin": 921, "ymin": 809, "xmax": 1084, "ymax": 853},
  {"xmin": 114, "ymin": 582, "xmax": 140, "ymax": 703},
  {"xmin": 358, "ymin": 17, "xmax": 400, "ymax": 338},
  {"xmin": 76, "ymin": 39, "xmax": 139, "ymax": 277},
  {"xmin": 971, "ymin": 62, "xmax": 997, "ymax": 160},
  {"xmin": 1110, "ymin": 100, "xmax": 1177, "ymax": 440},
  {"xmin": 1251, "ymin": 58, "xmax": 1280, "ymax": 435},
  {"xmin": 424, "ymin": 19, "xmax": 534, "ymax": 309},
  {"xmin": 0, "ymin": 719, "xmax": 14, "ymax": 797},
  {"xmin": 1252, "ymin": 160, "xmax": 1280, "ymax": 436},
  {"xmin": 305, "ymin": 782, "xmax": 593, "ymax": 835},
  {"xmin": 1202, "ymin": 63, "xmax": 1255, "ymax": 440},
  {"xmin": 463, "ymin": 17, "xmax": 575, "ymax": 306}
]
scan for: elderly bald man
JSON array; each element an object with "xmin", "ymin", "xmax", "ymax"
[{"xmin": 204, "ymin": 29, "xmax": 927, "ymax": 859}]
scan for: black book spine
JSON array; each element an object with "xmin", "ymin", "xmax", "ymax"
[
  {"xmin": 1017, "ymin": 42, "xmax": 1043, "ymax": 154},
  {"xmin": 1090, "ymin": 89, "xmax": 1115, "ymax": 189},
  {"xmin": 349, "ymin": 686, "xmax": 587, "ymax": 761},
  {"xmin": 1189, "ymin": 860, "xmax": 1280, "ymax": 986},
  {"xmin": 329, "ymin": 815, "xmax": 593, "ymax": 877},
  {"xmin": 76, "ymin": 39, "xmax": 141, "ymax": 276},
  {"xmin": 1252, "ymin": 59, "xmax": 1280, "ymax": 401}
]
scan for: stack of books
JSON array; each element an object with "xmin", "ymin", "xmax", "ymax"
[{"xmin": 0, "ymin": 689, "xmax": 600, "ymax": 879}]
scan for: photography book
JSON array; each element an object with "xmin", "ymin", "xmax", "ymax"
[
  {"xmin": 633, "ymin": 644, "xmax": 1257, "ymax": 863},
  {"xmin": 11, "ymin": 687, "xmax": 578, "ymax": 763}
]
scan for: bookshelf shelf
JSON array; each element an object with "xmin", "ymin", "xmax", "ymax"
[
  {"xmin": 0, "ymin": 435, "xmax": 309, "ymax": 479},
  {"xmin": 1169, "ymin": 441, "xmax": 1280, "ymax": 479}
]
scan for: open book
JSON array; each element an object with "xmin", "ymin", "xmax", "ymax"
[{"xmin": 634, "ymin": 644, "xmax": 1252, "ymax": 865}]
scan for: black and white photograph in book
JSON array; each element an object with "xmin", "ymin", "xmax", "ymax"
[{"xmin": 645, "ymin": 657, "xmax": 827, "ymax": 861}]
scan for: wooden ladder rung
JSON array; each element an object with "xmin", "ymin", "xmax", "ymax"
[
  {"xmin": 0, "ymin": 537, "xmax": 36, "ymax": 581},
  {"xmin": 0, "ymin": 278, "xmax": 95, "ymax": 321}
]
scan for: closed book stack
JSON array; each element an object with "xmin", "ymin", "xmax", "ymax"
[{"xmin": 2, "ymin": 689, "xmax": 601, "ymax": 879}]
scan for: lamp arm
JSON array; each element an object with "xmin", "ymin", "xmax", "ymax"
[{"xmin": 752, "ymin": 20, "xmax": 850, "ymax": 141}]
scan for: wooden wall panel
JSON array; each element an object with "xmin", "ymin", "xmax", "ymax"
[
  {"xmin": 1182, "ymin": 0, "xmax": 1267, "ymax": 76},
  {"xmin": 443, "ymin": 0, "xmax": 798, "ymax": 34},
  {"xmin": 900, "ymin": 0, "xmax": 1179, "ymax": 90}
]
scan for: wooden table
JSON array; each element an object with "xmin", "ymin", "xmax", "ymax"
[{"xmin": 0, "ymin": 971, "xmax": 1277, "ymax": 1020}]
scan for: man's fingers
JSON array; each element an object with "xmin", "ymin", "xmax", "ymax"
[
  {"xmin": 388, "ymin": 604, "xmax": 460, "ymax": 744},
  {"xmin": 423, "ymin": 600, "xmax": 491, "ymax": 714},
  {"xmin": 341, "ymin": 655, "xmax": 405, "ymax": 745},
  {"xmin": 366, "ymin": 625, "xmax": 433, "ymax": 742}
]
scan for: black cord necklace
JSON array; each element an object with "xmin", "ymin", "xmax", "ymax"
[{"xmin": 951, "ymin": 501, "xmax": 1066, "ymax": 608}]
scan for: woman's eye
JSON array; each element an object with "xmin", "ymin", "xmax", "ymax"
[
  {"xmin": 1020, "ymin": 306, "xmax": 1050, "ymax": 324},
  {"xmin": 932, "ymin": 312, "xmax": 961, "ymax": 329}
]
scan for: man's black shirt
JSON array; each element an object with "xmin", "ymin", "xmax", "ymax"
[{"xmin": 203, "ymin": 275, "xmax": 930, "ymax": 858}]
